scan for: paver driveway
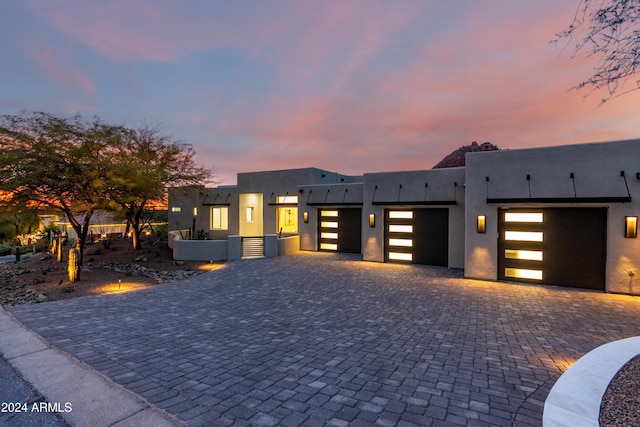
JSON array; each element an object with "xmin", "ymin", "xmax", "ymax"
[{"xmin": 9, "ymin": 252, "xmax": 640, "ymax": 426}]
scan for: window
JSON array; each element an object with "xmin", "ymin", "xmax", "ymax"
[
  {"xmin": 389, "ymin": 238, "xmax": 412, "ymax": 247},
  {"xmin": 171, "ymin": 207, "xmax": 182, "ymax": 213},
  {"xmin": 504, "ymin": 231, "xmax": 543, "ymax": 242},
  {"xmin": 389, "ymin": 224, "xmax": 413, "ymax": 233},
  {"xmin": 504, "ymin": 212, "xmax": 543, "ymax": 223},
  {"xmin": 210, "ymin": 207, "xmax": 228, "ymax": 230},
  {"xmin": 321, "ymin": 221, "xmax": 338, "ymax": 228},
  {"xmin": 320, "ymin": 243, "xmax": 338, "ymax": 250},
  {"xmin": 505, "ymin": 268, "xmax": 543, "ymax": 280},
  {"xmin": 246, "ymin": 207, "xmax": 254, "ymax": 222},
  {"xmin": 277, "ymin": 207, "xmax": 298, "ymax": 233},
  {"xmin": 389, "ymin": 211, "xmax": 413, "ymax": 219},
  {"xmin": 505, "ymin": 249, "xmax": 543, "ymax": 261},
  {"xmin": 389, "ymin": 252, "xmax": 412, "ymax": 261},
  {"xmin": 276, "ymin": 195, "xmax": 298, "ymax": 204}
]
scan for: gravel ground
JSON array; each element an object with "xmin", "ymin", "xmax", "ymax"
[{"xmin": 600, "ymin": 355, "xmax": 640, "ymax": 426}]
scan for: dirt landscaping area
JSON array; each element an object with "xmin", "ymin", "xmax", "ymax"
[{"xmin": 0, "ymin": 237, "xmax": 220, "ymax": 305}]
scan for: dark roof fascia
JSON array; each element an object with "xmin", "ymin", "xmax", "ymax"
[
  {"xmin": 486, "ymin": 196, "xmax": 632, "ymax": 204},
  {"xmin": 372, "ymin": 200, "xmax": 457, "ymax": 206},
  {"xmin": 306, "ymin": 202, "xmax": 364, "ymax": 206}
]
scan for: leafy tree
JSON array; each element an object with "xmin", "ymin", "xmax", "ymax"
[
  {"xmin": 0, "ymin": 198, "xmax": 40, "ymax": 240},
  {"xmin": 554, "ymin": 0, "xmax": 640, "ymax": 102},
  {"xmin": 0, "ymin": 112, "xmax": 123, "ymax": 271},
  {"xmin": 106, "ymin": 125, "xmax": 213, "ymax": 250}
]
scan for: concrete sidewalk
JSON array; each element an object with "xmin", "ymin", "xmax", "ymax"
[
  {"xmin": 0, "ymin": 306, "xmax": 186, "ymax": 427},
  {"xmin": 0, "ymin": 353, "xmax": 68, "ymax": 427}
]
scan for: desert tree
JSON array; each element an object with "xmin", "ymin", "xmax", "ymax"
[
  {"xmin": 553, "ymin": 0, "xmax": 640, "ymax": 102},
  {"xmin": 0, "ymin": 112, "xmax": 124, "ymax": 270},
  {"xmin": 106, "ymin": 125, "xmax": 213, "ymax": 250},
  {"xmin": 0, "ymin": 196, "xmax": 40, "ymax": 241}
]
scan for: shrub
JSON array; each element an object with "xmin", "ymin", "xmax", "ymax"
[{"xmin": 154, "ymin": 224, "xmax": 168, "ymax": 237}]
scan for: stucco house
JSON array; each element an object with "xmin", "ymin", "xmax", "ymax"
[{"xmin": 168, "ymin": 138, "xmax": 640, "ymax": 295}]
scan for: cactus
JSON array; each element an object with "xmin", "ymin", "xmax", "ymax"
[
  {"xmin": 68, "ymin": 248, "xmax": 80, "ymax": 282},
  {"xmin": 56, "ymin": 236, "xmax": 63, "ymax": 263}
]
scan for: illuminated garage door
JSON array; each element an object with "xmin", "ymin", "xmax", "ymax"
[
  {"xmin": 318, "ymin": 209, "xmax": 361, "ymax": 253},
  {"xmin": 498, "ymin": 208, "xmax": 606, "ymax": 290},
  {"xmin": 385, "ymin": 209, "xmax": 448, "ymax": 266}
]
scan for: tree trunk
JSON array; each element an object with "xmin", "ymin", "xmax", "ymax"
[
  {"xmin": 70, "ymin": 220, "xmax": 91, "ymax": 266},
  {"xmin": 132, "ymin": 227, "xmax": 140, "ymax": 250},
  {"xmin": 129, "ymin": 204, "xmax": 145, "ymax": 251},
  {"xmin": 129, "ymin": 214, "xmax": 141, "ymax": 250}
]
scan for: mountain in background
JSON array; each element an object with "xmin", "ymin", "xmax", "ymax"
[{"xmin": 432, "ymin": 141, "xmax": 500, "ymax": 168}]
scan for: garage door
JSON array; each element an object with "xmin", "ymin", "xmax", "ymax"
[
  {"xmin": 318, "ymin": 208, "xmax": 362, "ymax": 253},
  {"xmin": 498, "ymin": 208, "xmax": 606, "ymax": 290},
  {"xmin": 385, "ymin": 209, "xmax": 449, "ymax": 266}
]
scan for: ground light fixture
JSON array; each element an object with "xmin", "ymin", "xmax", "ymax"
[
  {"xmin": 625, "ymin": 216, "xmax": 638, "ymax": 238},
  {"xmin": 369, "ymin": 213, "xmax": 375, "ymax": 228},
  {"xmin": 477, "ymin": 215, "xmax": 486, "ymax": 233}
]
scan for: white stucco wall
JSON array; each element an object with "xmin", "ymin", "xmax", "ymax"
[
  {"xmin": 464, "ymin": 139, "xmax": 640, "ymax": 294},
  {"xmin": 278, "ymin": 235, "xmax": 300, "ymax": 255},
  {"xmin": 238, "ymin": 168, "xmax": 350, "ymax": 236},
  {"xmin": 169, "ymin": 231, "xmax": 229, "ymax": 261},
  {"xmin": 168, "ymin": 187, "xmax": 202, "ymax": 233},
  {"xmin": 362, "ymin": 168, "xmax": 466, "ymax": 268},
  {"xmin": 197, "ymin": 186, "xmax": 239, "ymax": 239},
  {"xmin": 297, "ymin": 183, "xmax": 364, "ymax": 252}
]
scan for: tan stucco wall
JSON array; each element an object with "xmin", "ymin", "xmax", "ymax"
[
  {"xmin": 361, "ymin": 168, "xmax": 466, "ymax": 268},
  {"xmin": 464, "ymin": 139, "xmax": 640, "ymax": 294},
  {"xmin": 297, "ymin": 183, "xmax": 364, "ymax": 251}
]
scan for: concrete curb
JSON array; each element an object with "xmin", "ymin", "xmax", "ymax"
[
  {"xmin": 0, "ymin": 305, "xmax": 187, "ymax": 427},
  {"xmin": 543, "ymin": 336, "xmax": 640, "ymax": 427}
]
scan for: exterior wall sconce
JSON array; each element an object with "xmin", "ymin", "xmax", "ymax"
[
  {"xmin": 477, "ymin": 215, "xmax": 486, "ymax": 233},
  {"xmin": 369, "ymin": 213, "xmax": 376, "ymax": 228},
  {"xmin": 303, "ymin": 212, "xmax": 309, "ymax": 223},
  {"xmin": 625, "ymin": 216, "xmax": 637, "ymax": 238}
]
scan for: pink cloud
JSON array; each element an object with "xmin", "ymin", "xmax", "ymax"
[
  {"xmin": 27, "ymin": 0, "xmax": 232, "ymax": 62},
  {"xmin": 23, "ymin": 0, "xmax": 639, "ymax": 183},
  {"xmin": 28, "ymin": 0, "xmax": 417, "ymax": 74},
  {"xmin": 209, "ymin": 0, "xmax": 640, "ymax": 179},
  {"xmin": 27, "ymin": 40, "xmax": 98, "ymax": 99}
]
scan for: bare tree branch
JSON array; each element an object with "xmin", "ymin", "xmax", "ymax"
[{"xmin": 552, "ymin": 0, "xmax": 640, "ymax": 102}]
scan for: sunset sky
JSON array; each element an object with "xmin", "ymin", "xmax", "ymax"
[{"xmin": 1, "ymin": 1, "xmax": 639, "ymax": 184}]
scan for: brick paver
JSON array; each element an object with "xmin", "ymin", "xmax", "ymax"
[{"xmin": 9, "ymin": 252, "xmax": 640, "ymax": 426}]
